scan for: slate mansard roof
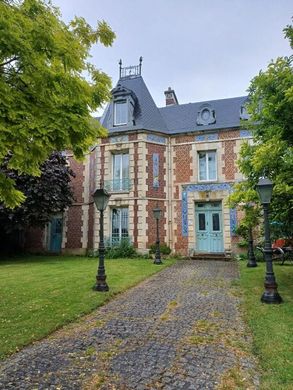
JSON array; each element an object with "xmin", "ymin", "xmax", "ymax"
[{"xmin": 100, "ymin": 75, "xmax": 248, "ymax": 135}]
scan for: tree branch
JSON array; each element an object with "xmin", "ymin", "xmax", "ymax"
[{"xmin": 0, "ymin": 56, "xmax": 19, "ymax": 68}]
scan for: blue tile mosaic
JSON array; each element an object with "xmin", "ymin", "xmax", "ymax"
[
  {"xmin": 147, "ymin": 134, "xmax": 166, "ymax": 144},
  {"xmin": 153, "ymin": 153, "xmax": 159, "ymax": 188}
]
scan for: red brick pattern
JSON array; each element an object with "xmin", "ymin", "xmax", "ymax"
[
  {"xmin": 175, "ymin": 135, "xmax": 194, "ymax": 144},
  {"xmin": 65, "ymin": 157, "xmax": 85, "ymax": 249},
  {"xmin": 219, "ymin": 130, "xmax": 240, "ymax": 139},
  {"xmin": 133, "ymin": 143, "xmax": 139, "ymax": 247},
  {"xmin": 174, "ymin": 201, "xmax": 188, "ymax": 254},
  {"xmin": 25, "ymin": 228, "xmax": 44, "ymax": 251},
  {"xmin": 87, "ymin": 151, "xmax": 96, "ymax": 249},
  {"xmin": 222, "ymin": 140, "xmax": 237, "ymax": 180},
  {"xmin": 146, "ymin": 200, "xmax": 167, "ymax": 247},
  {"xmin": 173, "ymin": 144, "xmax": 192, "ymax": 183},
  {"xmin": 129, "ymin": 134, "xmax": 138, "ymax": 141},
  {"xmin": 65, "ymin": 206, "xmax": 83, "ymax": 249},
  {"xmin": 146, "ymin": 143, "xmax": 166, "ymax": 199}
]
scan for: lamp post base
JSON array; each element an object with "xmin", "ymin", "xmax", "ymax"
[
  {"xmin": 247, "ymin": 259, "xmax": 257, "ymax": 267},
  {"xmin": 93, "ymin": 275, "xmax": 109, "ymax": 292},
  {"xmin": 153, "ymin": 257, "xmax": 163, "ymax": 265},
  {"xmin": 261, "ymin": 282, "xmax": 283, "ymax": 304}
]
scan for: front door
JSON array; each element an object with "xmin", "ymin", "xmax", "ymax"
[
  {"xmin": 195, "ymin": 202, "xmax": 223, "ymax": 253},
  {"xmin": 49, "ymin": 217, "xmax": 63, "ymax": 253}
]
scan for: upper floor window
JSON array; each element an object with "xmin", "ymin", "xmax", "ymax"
[
  {"xmin": 113, "ymin": 153, "xmax": 129, "ymax": 191},
  {"xmin": 198, "ymin": 151, "xmax": 217, "ymax": 181},
  {"xmin": 114, "ymin": 100, "xmax": 128, "ymax": 126}
]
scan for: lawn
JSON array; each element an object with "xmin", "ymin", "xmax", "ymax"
[
  {"xmin": 239, "ymin": 261, "xmax": 293, "ymax": 390},
  {"xmin": 0, "ymin": 255, "xmax": 175, "ymax": 359}
]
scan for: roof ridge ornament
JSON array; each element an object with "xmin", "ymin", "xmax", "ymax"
[{"xmin": 119, "ymin": 57, "xmax": 143, "ymax": 79}]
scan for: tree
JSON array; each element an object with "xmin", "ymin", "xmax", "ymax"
[
  {"xmin": 236, "ymin": 22, "xmax": 293, "ymax": 238},
  {"xmin": 0, "ymin": 0, "xmax": 115, "ymax": 208},
  {"xmin": 0, "ymin": 152, "xmax": 75, "ymax": 235}
]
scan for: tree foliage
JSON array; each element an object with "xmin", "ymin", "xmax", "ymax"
[
  {"xmin": 0, "ymin": 0, "xmax": 115, "ymax": 207},
  {"xmin": 233, "ymin": 22, "xmax": 293, "ymax": 238},
  {"xmin": 0, "ymin": 152, "xmax": 75, "ymax": 233}
]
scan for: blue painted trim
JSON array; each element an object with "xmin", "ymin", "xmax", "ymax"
[
  {"xmin": 147, "ymin": 134, "xmax": 166, "ymax": 144},
  {"xmin": 230, "ymin": 208, "xmax": 237, "ymax": 236},
  {"xmin": 240, "ymin": 130, "xmax": 252, "ymax": 138},
  {"xmin": 153, "ymin": 153, "xmax": 159, "ymax": 188},
  {"xmin": 110, "ymin": 135, "xmax": 129, "ymax": 143},
  {"xmin": 195, "ymin": 133, "xmax": 219, "ymax": 142}
]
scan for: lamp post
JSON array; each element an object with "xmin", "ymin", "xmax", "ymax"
[
  {"xmin": 153, "ymin": 206, "xmax": 163, "ymax": 265},
  {"xmin": 92, "ymin": 187, "xmax": 111, "ymax": 291},
  {"xmin": 256, "ymin": 178, "xmax": 282, "ymax": 304}
]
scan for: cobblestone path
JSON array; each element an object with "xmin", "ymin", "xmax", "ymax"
[{"xmin": 0, "ymin": 260, "xmax": 259, "ymax": 390}]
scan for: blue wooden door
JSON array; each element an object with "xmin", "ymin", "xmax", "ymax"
[
  {"xmin": 49, "ymin": 217, "xmax": 63, "ymax": 253},
  {"xmin": 195, "ymin": 203, "xmax": 223, "ymax": 253}
]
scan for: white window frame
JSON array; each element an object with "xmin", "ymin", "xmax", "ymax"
[
  {"xmin": 112, "ymin": 152, "xmax": 129, "ymax": 191},
  {"xmin": 198, "ymin": 150, "xmax": 217, "ymax": 182},
  {"xmin": 111, "ymin": 207, "xmax": 129, "ymax": 244},
  {"xmin": 114, "ymin": 100, "xmax": 128, "ymax": 126}
]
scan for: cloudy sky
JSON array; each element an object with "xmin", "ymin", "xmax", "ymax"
[{"xmin": 54, "ymin": 0, "xmax": 292, "ymax": 109}]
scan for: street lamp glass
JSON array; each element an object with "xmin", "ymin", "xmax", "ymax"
[
  {"xmin": 92, "ymin": 188, "xmax": 110, "ymax": 211},
  {"xmin": 256, "ymin": 178, "xmax": 273, "ymax": 204},
  {"xmin": 153, "ymin": 207, "xmax": 162, "ymax": 220}
]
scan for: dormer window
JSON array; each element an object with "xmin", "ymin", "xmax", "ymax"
[
  {"xmin": 114, "ymin": 100, "xmax": 128, "ymax": 126},
  {"xmin": 196, "ymin": 105, "xmax": 216, "ymax": 126}
]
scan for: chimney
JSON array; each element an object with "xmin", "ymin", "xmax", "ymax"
[{"xmin": 164, "ymin": 87, "xmax": 178, "ymax": 106}]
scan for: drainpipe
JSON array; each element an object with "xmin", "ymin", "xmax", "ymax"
[{"xmin": 167, "ymin": 137, "xmax": 173, "ymax": 250}]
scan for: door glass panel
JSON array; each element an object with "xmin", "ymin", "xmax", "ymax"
[
  {"xmin": 198, "ymin": 213, "xmax": 206, "ymax": 230},
  {"xmin": 212, "ymin": 213, "xmax": 220, "ymax": 231}
]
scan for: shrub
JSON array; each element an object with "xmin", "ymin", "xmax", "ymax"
[
  {"xmin": 149, "ymin": 243, "xmax": 171, "ymax": 256},
  {"xmin": 105, "ymin": 239, "xmax": 136, "ymax": 259}
]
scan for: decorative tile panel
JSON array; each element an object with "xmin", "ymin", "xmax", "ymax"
[
  {"xmin": 181, "ymin": 182, "xmax": 232, "ymax": 237},
  {"xmin": 195, "ymin": 133, "xmax": 219, "ymax": 142},
  {"xmin": 240, "ymin": 130, "xmax": 252, "ymax": 138},
  {"xmin": 147, "ymin": 134, "xmax": 166, "ymax": 144},
  {"xmin": 110, "ymin": 135, "xmax": 129, "ymax": 143},
  {"xmin": 230, "ymin": 208, "xmax": 237, "ymax": 236},
  {"xmin": 153, "ymin": 153, "xmax": 159, "ymax": 188}
]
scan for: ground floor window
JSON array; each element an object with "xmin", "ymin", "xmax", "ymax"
[{"xmin": 111, "ymin": 207, "xmax": 129, "ymax": 244}]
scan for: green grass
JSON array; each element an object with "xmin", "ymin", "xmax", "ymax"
[
  {"xmin": 0, "ymin": 255, "xmax": 175, "ymax": 359},
  {"xmin": 239, "ymin": 261, "xmax": 293, "ymax": 390}
]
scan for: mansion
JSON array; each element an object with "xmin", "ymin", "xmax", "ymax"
[{"xmin": 27, "ymin": 60, "xmax": 251, "ymax": 256}]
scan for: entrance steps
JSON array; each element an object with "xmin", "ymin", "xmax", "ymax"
[{"xmin": 190, "ymin": 252, "xmax": 232, "ymax": 261}]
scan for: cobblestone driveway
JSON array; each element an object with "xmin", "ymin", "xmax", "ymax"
[{"xmin": 0, "ymin": 260, "xmax": 259, "ymax": 389}]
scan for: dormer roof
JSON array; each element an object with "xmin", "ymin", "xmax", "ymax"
[{"xmin": 100, "ymin": 71, "xmax": 248, "ymax": 135}]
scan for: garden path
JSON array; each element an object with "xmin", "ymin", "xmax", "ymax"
[{"xmin": 0, "ymin": 260, "xmax": 259, "ymax": 389}]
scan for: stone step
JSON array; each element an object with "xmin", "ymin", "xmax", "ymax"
[{"xmin": 190, "ymin": 252, "xmax": 232, "ymax": 261}]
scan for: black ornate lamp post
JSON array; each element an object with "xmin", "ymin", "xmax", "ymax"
[
  {"xmin": 153, "ymin": 206, "xmax": 163, "ymax": 265},
  {"xmin": 247, "ymin": 225, "xmax": 257, "ymax": 267},
  {"xmin": 92, "ymin": 188, "xmax": 111, "ymax": 291},
  {"xmin": 256, "ymin": 178, "xmax": 282, "ymax": 304}
]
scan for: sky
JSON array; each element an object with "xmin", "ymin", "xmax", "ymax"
[{"xmin": 53, "ymin": 0, "xmax": 292, "ymax": 110}]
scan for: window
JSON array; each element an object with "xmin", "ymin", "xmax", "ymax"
[
  {"xmin": 114, "ymin": 100, "xmax": 128, "ymax": 126},
  {"xmin": 112, "ymin": 153, "xmax": 129, "ymax": 191},
  {"xmin": 111, "ymin": 208, "xmax": 129, "ymax": 244},
  {"xmin": 198, "ymin": 151, "xmax": 217, "ymax": 181}
]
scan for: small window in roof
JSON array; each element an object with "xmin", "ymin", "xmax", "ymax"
[{"xmin": 114, "ymin": 100, "xmax": 128, "ymax": 126}]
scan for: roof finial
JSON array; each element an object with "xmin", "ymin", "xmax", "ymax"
[
  {"xmin": 119, "ymin": 59, "xmax": 122, "ymax": 79},
  {"xmin": 139, "ymin": 56, "xmax": 143, "ymax": 75}
]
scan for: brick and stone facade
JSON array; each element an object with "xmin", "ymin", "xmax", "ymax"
[{"xmin": 26, "ymin": 66, "xmax": 250, "ymax": 256}]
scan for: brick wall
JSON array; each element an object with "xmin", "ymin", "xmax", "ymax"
[
  {"xmin": 146, "ymin": 199, "xmax": 167, "ymax": 247},
  {"xmin": 146, "ymin": 143, "xmax": 166, "ymax": 199},
  {"xmin": 222, "ymin": 140, "xmax": 237, "ymax": 180},
  {"xmin": 65, "ymin": 157, "xmax": 84, "ymax": 249},
  {"xmin": 173, "ymin": 144, "xmax": 192, "ymax": 183}
]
